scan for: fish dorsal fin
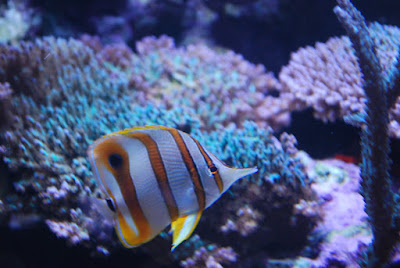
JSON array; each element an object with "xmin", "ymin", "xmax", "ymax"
[
  {"xmin": 104, "ymin": 125, "xmax": 165, "ymax": 137},
  {"xmin": 170, "ymin": 211, "xmax": 202, "ymax": 251}
]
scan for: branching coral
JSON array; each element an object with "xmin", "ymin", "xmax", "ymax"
[
  {"xmin": 180, "ymin": 244, "xmax": 237, "ymax": 268},
  {"xmin": 171, "ymin": 122, "xmax": 317, "ymax": 265},
  {"xmin": 0, "ymin": 34, "xmax": 314, "ymax": 263},
  {"xmin": 0, "ymin": 0, "xmax": 36, "ymax": 43},
  {"xmin": 204, "ymin": 0, "xmax": 281, "ymax": 21},
  {"xmin": 194, "ymin": 121, "xmax": 307, "ymax": 187},
  {"xmin": 0, "ymin": 36, "xmax": 109, "ymax": 104},
  {"xmin": 279, "ymin": 21, "xmax": 400, "ymax": 137},
  {"xmin": 0, "ymin": 35, "xmax": 199, "ymax": 254},
  {"xmin": 334, "ymin": 0, "xmax": 400, "ymax": 266},
  {"xmin": 131, "ymin": 35, "xmax": 281, "ymax": 129}
]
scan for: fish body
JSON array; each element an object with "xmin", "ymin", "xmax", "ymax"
[{"xmin": 87, "ymin": 126, "xmax": 257, "ymax": 250}]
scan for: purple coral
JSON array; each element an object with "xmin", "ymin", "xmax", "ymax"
[
  {"xmin": 305, "ymin": 158, "xmax": 371, "ymax": 267},
  {"xmin": 180, "ymin": 244, "xmax": 237, "ymax": 268},
  {"xmin": 278, "ymin": 22, "xmax": 400, "ymax": 137},
  {"xmin": 132, "ymin": 35, "xmax": 280, "ymax": 129},
  {"xmin": 220, "ymin": 205, "xmax": 261, "ymax": 236}
]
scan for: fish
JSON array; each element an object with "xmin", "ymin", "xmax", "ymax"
[{"xmin": 87, "ymin": 125, "xmax": 258, "ymax": 251}]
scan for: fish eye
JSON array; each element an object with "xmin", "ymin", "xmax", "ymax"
[
  {"xmin": 108, "ymin": 153, "xmax": 123, "ymax": 169},
  {"xmin": 209, "ymin": 165, "xmax": 218, "ymax": 174},
  {"xmin": 106, "ymin": 198, "xmax": 116, "ymax": 212}
]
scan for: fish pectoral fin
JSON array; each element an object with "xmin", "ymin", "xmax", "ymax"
[{"xmin": 170, "ymin": 211, "xmax": 202, "ymax": 251}]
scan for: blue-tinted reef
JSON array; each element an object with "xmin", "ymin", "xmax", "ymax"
[
  {"xmin": 0, "ymin": 34, "xmax": 315, "ymax": 265},
  {"xmin": 1, "ymin": 0, "xmax": 400, "ymax": 267}
]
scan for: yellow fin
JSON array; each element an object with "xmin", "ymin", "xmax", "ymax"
[
  {"xmin": 103, "ymin": 125, "xmax": 165, "ymax": 137},
  {"xmin": 170, "ymin": 211, "xmax": 202, "ymax": 251}
]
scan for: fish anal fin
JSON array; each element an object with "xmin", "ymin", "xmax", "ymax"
[{"xmin": 170, "ymin": 211, "xmax": 202, "ymax": 251}]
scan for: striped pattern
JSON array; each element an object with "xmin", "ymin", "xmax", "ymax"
[
  {"xmin": 119, "ymin": 136, "xmax": 170, "ymax": 241},
  {"xmin": 191, "ymin": 138, "xmax": 224, "ymax": 193},
  {"xmin": 90, "ymin": 138, "xmax": 150, "ymax": 246},
  {"xmin": 166, "ymin": 128, "xmax": 206, "ymax": 211},
  {"xmin": 88, "ymin": 125, "xmax": 257, "ymax": 249},
  {"xmin": 127, "ymin": 132, "xmax": 180, "ymax": 221}
]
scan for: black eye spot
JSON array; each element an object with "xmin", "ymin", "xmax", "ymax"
[
  {"xmin": 209, "ymin": 166, "xmax": 218, "ymax": 173},
  {"xmin": 108, "ymin": 154, "xmax": 123, "ymax": 169},
  {"xmin": 106, "ymin": 198, "xmax": 116, "ymax": 212}
]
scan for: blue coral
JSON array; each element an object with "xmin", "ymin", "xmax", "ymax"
[
  {"xmin": 0, "ymin": 35, "xmax": 312, "ymax": 260},
  {"xmin": 193, "ymin": 121, "xmax": 307, "ymax": 187}
]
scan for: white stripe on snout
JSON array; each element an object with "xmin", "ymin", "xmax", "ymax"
[
  {"xmin": 89, "ymin": 144, "xmax": 139, "ymax": 240},
  {"xmin": 98, "ymin": 163, "xmax": 139, "ymax": 237}
]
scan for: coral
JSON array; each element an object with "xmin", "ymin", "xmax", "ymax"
[
  {"xmin": 304, "ymin": 157, "xmax": 371, "ymax": 268},
  {"xmin": 334, "ymin": 0, "xmax": 400, "ymax": 266},
  {"xmin": 180, "ymin": 0, "xmax": 217, "ymax": 45},
  {"xmin": 180, "ymin": 244, "xmax": 237, "ymax": 268},
  {"xmin": 220, "ymin": 205, "xmax": 261, "ymax": 236},
  {"xmin": 279, "ymin": 22, "xmax": 400, "ymax": 137},
  {"xmin": 0, "ymin": 35, "xmax": 200, "ymax": 254},
  {"xmin": 0, "ymin": 81, "xmax": 12, "ymax": 100},
  {"xmin": 132, "ymin": 35, "xmax": 281, "ymax": 129},
  {"xmin": 168, "ymin": 123, "xmax": 316, "ymax": 265},
  {"xmin": 0, "ymin": 1, "xmax": 36, "ymax": 43},
  {"xmin": 279, "ymin": 36, "xmax": 363, "ymax": 121},
  {"xmin": 0, "ymin": 34, "xmax": 314, "ymax": 264},
  {"xmin": 46, "ymin": 219, "xmax": 90, "ymax": 245},
  {"xmin": 0, "ymin": 36, "xmax": 110, "ymax": 104},
  {"xmin": 204, "ymin": 0, "xmax": 281, "ymax": 21},
  {"xmin": 259, "ymin": 156, "xmax": 375, "ymax": 267},
  {"xmin": 194, "ymin": 121, "xmax": 307, "ymax": 186}
]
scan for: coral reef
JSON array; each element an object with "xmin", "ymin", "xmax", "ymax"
[
  {"xmin": 334, "ymin": 0, "xmax": 400, "ymax": 266},
  {"xmin": 301, "ymin": 156, "xmax": 371, "ymax": 267},
  {"xmin": 279, "ymin": 22, "xmax": 400, "ymax": 137},
  {"xmin": 0, "ymin": 34, "xmax": 315, "ymax": 265},
  {"xmin": 0, "ymin": 0, "xmax": 37, "ymax": 43},
  {"xmin": 132, "ymin": 35, "xmax": 281, "ymax": 129},
  {"xmin": 180, "ymin": 243, "xmax": 237, "ymax": 268},
  {"xmin": 2, "ymin": 0, "xmax": 400, "ymax": 266},
  {"xmin": 203, "ymin": 0, "xmax": 281, "ymax": 21},
  {"xmin": 171, "ymin": 123, "xmax": 317, "ymax": 266}
]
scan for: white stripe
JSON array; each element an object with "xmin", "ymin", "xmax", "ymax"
[
  {"xmin": 180, "ymin": 132, "xmax": 220, "ymax": 208},
  {"xmin": 89, "ymin": 147, "xmax": 107, "ymax": 195},
  {"xmin": 98, "ymin": 163, "xmax": 139, "ymax": 236},
  {"xmin": 117, "ymin": 135, "xmax": 171, "ymax": 235},
  {"xmin": 138, "ymin": 128, "xmax": 199, "ymax": 216},
  {"xmin": 88, "ymin": 145, "xmax": 139, "ymax": 237}
]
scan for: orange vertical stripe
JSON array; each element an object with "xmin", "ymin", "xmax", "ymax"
[
  {"xmin": 128, "ymin": 132, "xmax": 180, "ymax": 221},
  {"xmin": 192, "ymin": 138, "xmax": 224, "ymax": 193},
  {"xmin": 93, "ymin": 139, "xmax": 151, "ymax": 246},
  {"xmin": 167, "ymin": 128, "xmax": 206, "ymax": 211}
]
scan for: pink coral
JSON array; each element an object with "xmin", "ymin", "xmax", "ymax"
[
  {"xmin": 220, "ymin": 205, "xmax": 262, "ymax": 236},
  {"xmin": 279, "ymin": 22, "xmax": 400, "ymax": 137},
  {"xmin": 0, "ymin": 82, "xmax": 12, "ymax": 100},
  {"xmin": 180, "ymin": 244, "xmax": 237, "ymax": 268},
  {"xmin": 131, "ymin": 35, "xmax": 281, "ymax": 129},
  {"xmin": 300, "ymin": 155, "xmax": 372, "ymax": 268}
]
